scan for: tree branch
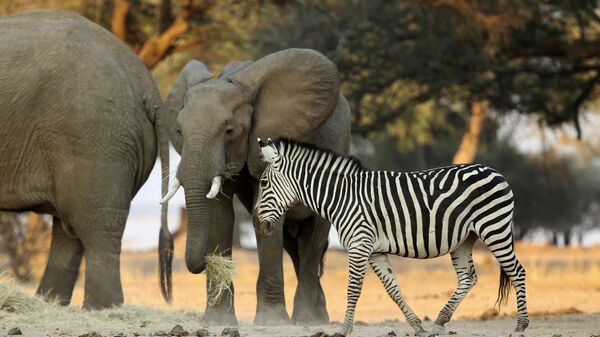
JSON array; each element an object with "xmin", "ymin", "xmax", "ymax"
[
  {"xmin": 510, "ymin": 39, "xmax": 600, "ymax": 61},
  {"xmin": 138, "ymin": 0, "xmax": 216, "ymax": 69},
  {"xmin": 571, "ymin": 72, "xmax": 600, "ymax": 139}
]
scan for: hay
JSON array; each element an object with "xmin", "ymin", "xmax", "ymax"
[
  {"xmin": 205, "ymin": 254, "xmax": 236, "ymax": 307},
  {"xmin": 0, "ymin": 276, "xmax": 47, "ymax": 313},
  {"xmin": 0, "ymin": 276, "xmax": 200, "ymax": 329}
]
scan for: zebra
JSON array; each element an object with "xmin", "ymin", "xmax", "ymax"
[{"xmin": 253, "ymin": 138, "xmax": 528, "ymax": 336}]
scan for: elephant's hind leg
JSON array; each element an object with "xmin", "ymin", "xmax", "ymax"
[
  {"xmin": 37, "ymin": 217, "xmax": 83, "ymax": 305},
  {"xmin": 77, "ymin": 207, "xmax": 129, "ymax": 309}
]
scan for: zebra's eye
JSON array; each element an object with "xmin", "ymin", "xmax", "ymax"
[{"xmin": 260, "ymin": 179, "xmax": 268, "ymax": 187}]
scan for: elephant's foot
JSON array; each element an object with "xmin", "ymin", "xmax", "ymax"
[
  {"xmin": 36, "ymin": 284, "xmax": 72, "ymax": 306},
  {"xmin": 254, "ymin": 304, "xmax": 290, "ymax": 326},
  {"xmin": 291, "ymin": 299, "xmax": 329, "ymax": 324},
  {"xmin": 202, "ymin": 305, "xmax": 237, "ymax": 325}
]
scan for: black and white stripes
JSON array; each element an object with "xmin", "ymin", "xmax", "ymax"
[{"xmin": 254, "ymin": 138, "xmax": 529, "ymax": 336}]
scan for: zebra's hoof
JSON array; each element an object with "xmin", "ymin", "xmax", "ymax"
[
  {"xmin": 415, "ymin": 330, "xmax": 443, "ymax": 337},
  {"xmin": 431, "ymin": 325, "xmax": 445, "ymax": 335},
  {"xmin": 515, "ymin": 318, "xmax": 529, "ymax": 332}
]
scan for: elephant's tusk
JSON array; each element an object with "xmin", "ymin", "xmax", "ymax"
[
  {"xmin": 160, "ymin": 177, "xmax": 181, "ymax": 204},
  {"xmin": 206, "ymin": 176, "xmax": 222, "ymax": 199}
]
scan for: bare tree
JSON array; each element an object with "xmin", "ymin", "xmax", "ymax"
[
  {"xmin": 111, "ymin": 0, "xmax": 216, "ymax": 69},
  {"xmin": 0, "ymin": 212, "xmax": 51, "ymax": 281}
]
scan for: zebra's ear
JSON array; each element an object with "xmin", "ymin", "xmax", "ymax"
[{"xmin": 259, "ymin": 138, "xmax": 279, "ymax": 164}]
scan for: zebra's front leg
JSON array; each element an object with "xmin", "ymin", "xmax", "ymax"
[
  {"xmin": 339, "ymin": 245, "xmax": 371, "ymax": 336},
  {"xmin": 368, "ymin": 254, "xmax": 426, "ymax": 335},
  {"xmin": 432, "ymin": 236, "xmax": 478, "ymax": 335}
]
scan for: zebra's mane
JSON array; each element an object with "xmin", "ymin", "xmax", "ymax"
[{"xmin": 273, "ymin": 138, "xmax": 366, "ymax": 174}]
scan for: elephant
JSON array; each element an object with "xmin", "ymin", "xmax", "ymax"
[
  {"xmin": 0, "ymin": 9, "xmax": 171, "ymax": 309},
  {"xmin": 159, "ymin": 48, "xmax": 351, "ymax": 324}
]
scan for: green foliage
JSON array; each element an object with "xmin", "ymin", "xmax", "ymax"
[{"xmin": 249, "ymin": 0, "xmax": 599, "ymax": 137}]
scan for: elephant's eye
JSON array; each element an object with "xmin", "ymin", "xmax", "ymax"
[{"xmin": 225, "ymin": 126, "xmax": 234, "ymax": 135}]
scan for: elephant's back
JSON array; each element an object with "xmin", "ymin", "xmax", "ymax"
[
  {"xmin": 0, "ymin": 9, "xmax": 159, "ymax": 191},
  {"xmin": 0, "ymin": 9, "xmax": 160, "ymax": 124}
]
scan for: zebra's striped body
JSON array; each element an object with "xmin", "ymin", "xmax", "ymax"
[{"xmin": 254, "ymin": 138, "xmax": 529, "ymax": 336}]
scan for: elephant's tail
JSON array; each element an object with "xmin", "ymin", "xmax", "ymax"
[
  {"xmin": 318, "ymin": 238, "xmax": 328, "ymax": 278},
  {"xmin": 156, "ymin": 102, "xmax": 174, "ymax": 303}
]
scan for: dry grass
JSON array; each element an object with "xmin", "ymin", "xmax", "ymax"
[
  {"xmin": 204, "ymin": 254, "xmax": 236, "ymax": 307},
  {"xmin": 9, "ymin": 242, "xmax": 600, "ymax": 324},
  {"xmin": 0, "ymin": 275, "xmax": 200, "ymax": 332}
]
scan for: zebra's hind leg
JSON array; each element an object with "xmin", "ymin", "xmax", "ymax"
[
  {"xmin": 432, "ymin": 234, "xmax": 478, "ymax": 335},
  {"xmin": 480, "ymin": 224, "xmax": 529, "ymax": 332},
  {"xmin": 368, "ymin": 254, "xmax": 426, "ymax": 335}
]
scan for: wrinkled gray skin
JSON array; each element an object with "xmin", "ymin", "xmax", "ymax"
[
  {"xmin": 163, "ymin": 49, "xmax": 351, "ymax": 324},
  {"xmin": 0, "ymin": 10, "xmax": 170, "ymax": 309}
]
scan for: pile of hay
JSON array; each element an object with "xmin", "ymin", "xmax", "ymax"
[
  {"xmin": 0, "ymin": 276, "xmax": 199, "ymax": 331},
  {"xmin": 0, "ymin": 276, "xmax": 47, "ymax": 313},
  {"xmin": 205, "ymin": 254, "xmax": 236, "ymax": 307}
]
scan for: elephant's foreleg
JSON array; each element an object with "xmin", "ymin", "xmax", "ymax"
[
  {"xmin": 37, "ymin": 217, "xmax": 83, "ymax": 305},
  {"xmin": 201, "ymin": 185, "xmax": 237, "ymax": 325},
  {"xmin": 254, "ymin": 216, "xmax": 290, "ymax": 325},
  {"xmin": 77, "ymin": 208, "xmax": 128, "ymax": 309},
  {"xmin": 291, "ymin": 216, "xmax": 330, "ymax": 324}
]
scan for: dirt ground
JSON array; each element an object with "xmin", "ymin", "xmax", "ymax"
[
  {"xmin": 3, "ymin": 243, "xmax": 600, "ymax": 336},
  {"xmin": 1, "ymin": 312, "xmax": 600, "ymax": 337}
]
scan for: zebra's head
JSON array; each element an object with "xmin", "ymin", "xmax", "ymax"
[{"xmin": 253, "ymin": 138, "xmax": 297, "ymax": 235}]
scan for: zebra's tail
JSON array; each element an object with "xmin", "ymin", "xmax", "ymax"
[{"xmin": 495, "ymin": 267, "xmax": 511, "ymax": 309}]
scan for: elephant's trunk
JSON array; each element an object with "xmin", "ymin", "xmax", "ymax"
[{"xmin": 184, "ymin": 184, "xmax": 211, "ymax": 274}]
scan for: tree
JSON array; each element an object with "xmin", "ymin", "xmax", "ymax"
[
  {"xmin": 0, "ymin": 212, "xmax": 50, "ymax": 281},
  {"xmin": 110, "ymin": 0, "xmax": 217, "ymax": 69},
  {"xmin": 249, "ymin": 0, "xmax": 600, "ymax": 161}
]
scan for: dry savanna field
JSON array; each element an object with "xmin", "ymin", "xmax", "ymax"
[{"xmin": 2, "ymin": 242, "xmax": 600, "ymax": 337}]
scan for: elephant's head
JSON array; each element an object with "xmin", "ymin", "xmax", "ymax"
[{"xmin": 161, "ymin": 49, "xmax": 340, "ymax": 274}]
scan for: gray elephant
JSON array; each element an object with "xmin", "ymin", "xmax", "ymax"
[
  {"xmin": 159, "ymin": 49, "xmax": 351, "ymax": 324},
  {"xmin": 0, "ymin": 9, "xmax": 170, "ymax": 309}
]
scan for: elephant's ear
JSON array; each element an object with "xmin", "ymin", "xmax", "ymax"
[
  {"xmin": 164, "ymin": 60, "xmax": 213, "ymax": 154},
  {"xmin": 218, "ymin": 61, "xmax": 253, "ymax": 80},
  {"xmin": 230, "ymin": 49, "xmax": 340, "ymax": 177}
]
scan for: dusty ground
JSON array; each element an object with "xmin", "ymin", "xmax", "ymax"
[
  {"xmin": 1, "ymin": 313, "xmax": 600, "ymax": 337},
  {"xmin": 2, "ymin": 243, "xmax": 600, "ymax": 336}
]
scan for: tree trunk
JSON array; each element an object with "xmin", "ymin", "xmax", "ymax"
[
  {"xmin": 0, "ymin": 212, "xmax": 50, "ymax": 281},
  {"xmin": 111, "ymin": 0, "xmax": 131, "ymax": 42},
  {"xmin": 564, "ymin": 228, "xmax": 572, "ymax": 247},
  {"xmin": 452, "ymin": 100, "xmax": 487, "ymax": 164},
  {"xmin": 157, "ymin": 0, "xmax": 174, "ymax": 34}
]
